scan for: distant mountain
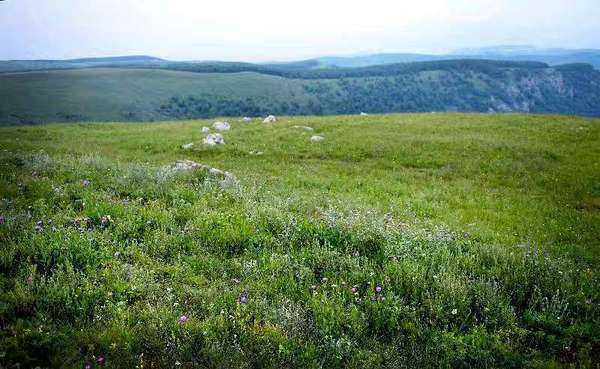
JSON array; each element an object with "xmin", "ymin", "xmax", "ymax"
[
  {"xmin": 2, "ymin": 59, "xmax": 600, "ymax": 125},
  {"xmin": 314, "ymin": 46, "xmax": 600, "ymax": 69}
]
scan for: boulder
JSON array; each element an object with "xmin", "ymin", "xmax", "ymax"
[
  {"xmin": 263, "ymin": 115, "xmax": 277, "ymax": 123},
  {"xmin": 359, "ymin": 112, "xmax": 369, "ymax": 116},
  {"xmin": 212, "ymin": 121, "xmax": 231, "ymax": 131},
  {"xmin": 310, "ymin": 135, "xmax": 325, "ymax": 142},
  {"xmin": 204, "ymin": 133, "xmax": 225, "ymax": 145},
  {"xmin": 170, "ymin": 160, "xmax": 237, "ymax": 184}
]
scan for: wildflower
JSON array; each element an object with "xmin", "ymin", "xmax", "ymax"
[
  {"xmin": 375, "ymin": 285, "xmax": 382, "ymax": 293},
  {"xmin": 85, "ymin": 363, "xmax": 92, "ymax": 369},
  {"xmin": 239, "ymin": 291, "xmax": 249, "ymax": 304},
  {"xmin": 322, "ymin": 277, "xmax": 328, "ymax": 283},
  {"xmin": 82, "ymin": 179, "xmax": 90, "ymax": 187},
  {"xmin": 0, "ymin": 215, "xmax": 5, "ymax": 224},
  {"xmin": 179, "ymin": 315, "xmax": 188, "ymax": 323},
  {"xmin": 351, "ymin": 287, "xmax": 358, "ymax": 293},
  {"xmin": 101, "ymin": 215, "xmax": 111, "ymax": 227},
  {"xmin": 231, "ymin": 278, "xmax": 241, "ymax": 284},
  {"xmin": 113, "ymin": 251, "xmax": 120, "ymax": 258},
  {"xmin": 96, "ymin": 355, "xmax": 105, "ymax": 365},
  {"xmin": 451, "ymin": 309, "xmax": 458, "ymax": 315}
]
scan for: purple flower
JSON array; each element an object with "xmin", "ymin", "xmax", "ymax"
[
  {"xmin": 239, "ymin": 291, "xmax": 249, "ymax": 304},
  {"xmin": 179, "ymin": 315, "xmax": 188, "ymax": 323},
  {"xmin": 375, "ymin": 285, "xmax": 382, "ymax": 293},
  {"xmin": 96, "ymin": 355, "xmax": 105, "ymax": 365},
  {"xmin": 85, "ymin": 363, "xmax": 92, "ymax": 369},
  {"xmin": 351, "ymin": 287, "xmax": 358, "ymax": 293},
  {"xmin": 0, "ymin": 215, "xmax": 5, "ymax": 224}
]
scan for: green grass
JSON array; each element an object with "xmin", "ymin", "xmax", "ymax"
[
  {"xmin": 0, "ymin": 68, "xmax": 318, "ymax": 124},
  {"xmin": 1, "ymin": 113, "xmax": 599, "ymax": 368}
]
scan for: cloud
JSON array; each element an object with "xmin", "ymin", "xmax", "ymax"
[{"xmin": 1, "ymin": 0, "xmax": 599, "ymax": 60}]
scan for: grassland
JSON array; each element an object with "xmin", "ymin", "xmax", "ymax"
[
  {"xmin": 0, "ymin": 69, "xmax": 316, "ymax": 124},
  {"xmin": 1, "ymin": 113, "xmax": 599, "ymax": 368}
]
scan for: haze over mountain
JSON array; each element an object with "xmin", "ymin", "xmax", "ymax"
[{"xmin": 315, "ymin": 46, "xmax": 600, "ymax": 69}]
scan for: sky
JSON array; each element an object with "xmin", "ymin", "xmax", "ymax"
[{"xmin": 1, "ymin": 0, "xmax": 599, "ymax": 61}]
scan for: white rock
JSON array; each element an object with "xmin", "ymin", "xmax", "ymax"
[
  {"xmin": 293, "ymin": 125, "xmax": 314, "ymax": 131},
  {"xmin": 359, "ymin": 112, "xmax": 369, "ymax": 116},
  {"xmin": 263, "ymin": 115, "xmax": 277, "ymax": 123},
  {"xmin": 202, "ymin": 126, "xmax": 210, "ymax": 133},
  {"xmin": 204, "ymin": 133, "xmax": 225, "ymax": 145},
  {"xmin": 212, "ymin": 121, "xmax": 231, "ymax": 131},
  {"xmin": 249, "ymin": 151, "xmax": 264, "ymax": 156},
  {"xmin": 181, "ymin": 143, "xmax": 194, "ymax": 149},
  {"xmin": 310, "ymin": 135, "xmax": 325, "ymax": 142},
  {"xmin": 170, "ymin": 160, "xmax": 237, "ymax": 184},
  {"xmin": 242, "ymin": 117, "xmax": 252, "ymax": 122},
  {"xmin": 173, "ymin": 160, "xmax": 211, "ymax": 172}
]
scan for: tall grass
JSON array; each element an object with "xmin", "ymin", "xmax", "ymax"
[{"xmin": 1, "ymin": 150, "xmax": 599, "ymax": 368}]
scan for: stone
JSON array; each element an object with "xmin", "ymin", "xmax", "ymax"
[
  {"xmin": 293, "ymin": 125, "xmax": 314, "ymax": 131},
  {"xmin": 310, "ymin": 135, "xmax": 325, "ymax": 142},
  {"xmin": 360, "ymin": 112, "xmax": 369, "ymax": 116},
  {"xmin": 204, "ymin": 133, "xmax": 225, "ymax": 145},
  {"xmin": 242, "ymin": 117, "xmax": 252, "ymax": 122},
  {"xmin": 181, "ymin": 143, "xmax": 194, "ymax": 149},
  {"xmin": 212, "ymin": 121, "xmax": 231, "ymax": 131},
  {"xmin": 263, "ymin": 115, "xmax": 277, "ymax": 123},
  {"xmin": 202, "ymin": 126, "xmax": 210, "ymax": 133}
]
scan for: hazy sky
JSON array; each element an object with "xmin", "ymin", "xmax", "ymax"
[{"xmin": 1, "ymin": 0, "xmax": 599, "ymax": 61}]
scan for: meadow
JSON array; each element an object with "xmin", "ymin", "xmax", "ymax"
[{"xmin": 1, "ymin": 113, "xmax": 599, "ymax": 368}]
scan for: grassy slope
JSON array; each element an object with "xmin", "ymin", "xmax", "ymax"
[
  {"xmin": 1, "ymin": 113, "xmax": 599, "ymax": 367},
  {"xmin": 3, "ymin": 113, "xmax": 599, "ymax": 257},
  {"xmin": 0, "ymin": 68, "xmax": 312, "ymax": 123}
]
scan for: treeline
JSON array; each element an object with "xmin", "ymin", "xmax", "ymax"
[{"xmin": 134, "ymin": 59, "xmax": 550, "ymax": 80}]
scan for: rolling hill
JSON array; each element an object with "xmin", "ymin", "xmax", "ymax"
[{"xmin": 2, "ymin": 60, "xmax": 600, "ymax": 125}]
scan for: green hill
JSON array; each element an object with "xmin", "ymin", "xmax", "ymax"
[
  {"xmin": 1, "ymin": 113, "xmax": 599, "ymax": 367},
  {"xmin": 2, "ymin": 60, "xmax": 600, "ymax": 125}
]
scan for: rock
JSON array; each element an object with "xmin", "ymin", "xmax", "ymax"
[
  {"xmin": 293, "ymin": 125, "xmax": 314, "ymax": 131},
  {"xmin": 241, "ymin": 117, "xmax": 252, "ymax": 122},
  {"xmin": 249, "ymin": 151, "xmax": 264, "ymax": 156},
  {"xmin": 170, "ymin": 160, "xmax": 237, "ymax": 183},
  {"xmin": 173, "ymin": 160, "xmax": 211, "ymax": 172},
  {"xmin": 201, "ymin": 126, "xmax": 210, "ymax": 133},
  {"xmin": 263, "ymin": 115, "xmax": 277, "ymax": 123},
  {"xmin": 360, "ymin": 112, "xmax": 369, "ymax": 116},
  {"xmin": 181, "ymin": 143, "xmax": 194, "ymax": 149},
  {"xmin": 204, "ymin": 133, "xmax": 225, "ymax": 145},
  {"xmin": 310, "ymin": 135, "xmax": 325, "ymax": 142},
  {"xmin": 212, "ymin": 121, "xmax": 231, "ymax": 131}
]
